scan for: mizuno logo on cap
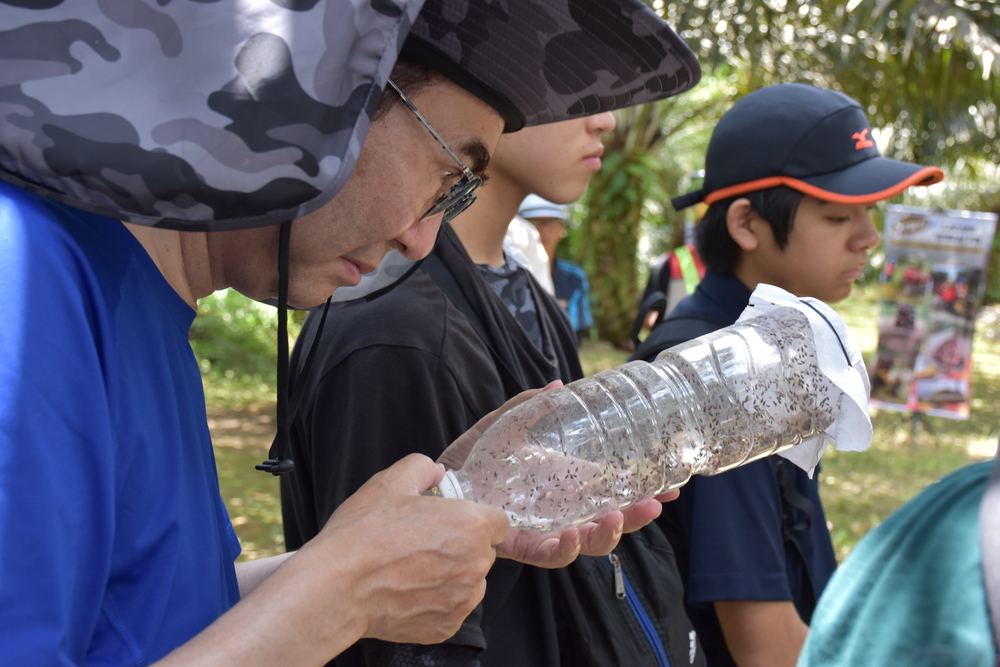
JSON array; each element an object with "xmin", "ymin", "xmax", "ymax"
[{"xmin": 852, "ymin": 128, "xmax": 874, "ymax": 150}]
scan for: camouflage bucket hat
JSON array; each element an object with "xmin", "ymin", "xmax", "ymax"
[{"xmin": 0, "ymin": 0, "xmax": 699, "ymax": 234}]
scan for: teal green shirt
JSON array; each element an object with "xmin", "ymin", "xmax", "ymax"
[{"xmin": 799, "ymin": 460, "xmax": 997, "ymax": 667}]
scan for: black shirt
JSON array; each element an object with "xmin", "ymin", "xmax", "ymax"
[{"xmin": 281, "ymin": 225, "xmax": 581, "ymax": 667}]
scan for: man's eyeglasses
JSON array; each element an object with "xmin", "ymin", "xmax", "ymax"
[{"xmin": 387, "ymin": 78, "xmax": 482, "ymax": 223}]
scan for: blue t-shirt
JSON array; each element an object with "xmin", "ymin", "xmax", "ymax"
[
  {"xmin": 0, "ymin": 181, "xmax": 241, "ymax": 665},
  {"xmin": 655, "ymin": 271, "xmax": 838, "ymax": 667},
  {"xmin": 799, "ymin": 460, "xmax": 996, "ymax": 667},
  {"xmin": 552, "ymin": 259, "xmax": 593, "ymax": 333}
]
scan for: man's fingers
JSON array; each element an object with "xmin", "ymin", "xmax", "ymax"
[
  {"xmin": 497, "ymin": 495, "xmax": 673, "ymax": 564},
  {"xmin": 376, "ymin": 453, "xmax": 445, "ymax": 495},
  {"xmin": 484, "ymin": 505, "xmax": 511, "ymax": 547},
  {"xmin": 621, "ymin": 499, "xmax": 664, "ymax": 533},
  {"xmin": 577, "ymin": 511, "xmax": 625, "ymax": 557},
  {"xmin": 545, "ymin": 529, "xmax": 583, "ymax": 568},
  {"xmin": 495, "ymin": 527, "xmax": 581, "ymax": 568},
  {"xmin": 654, "ymin": 489, "xmax": 680, "ymax": 503}
]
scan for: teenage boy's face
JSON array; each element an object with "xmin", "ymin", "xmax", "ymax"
[
  {"xmin": 492, "ymin": 112, "xmax": 616, "ymax": 204},
  {"xmin": 754, "ymin": 195, "xmax": 881, "ymax": 303},
  {"xmin": 217, "ymin": 78, "xmax": 503, "ymax": 308}
]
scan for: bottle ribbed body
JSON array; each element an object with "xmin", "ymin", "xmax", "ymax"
[{"xmin": 452, "ymin": 307, "xmax": 843, "ymax": 532}]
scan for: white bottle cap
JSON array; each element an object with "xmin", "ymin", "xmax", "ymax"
[{"xmin": 435, "ymin": 470, "xmax": 465, "ymax": 500}]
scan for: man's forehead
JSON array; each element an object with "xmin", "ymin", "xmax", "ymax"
[{"xmin": 416, "ymin": 77, "xmax": 503, "ymax": 175}]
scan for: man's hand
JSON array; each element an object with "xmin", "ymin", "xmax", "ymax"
[
  {"xmin": 438, "ymin": 383, "xmax": 680, "ymax": 569},
  {"xmin": 157, "ymin": 455, "xmax": 509, "ymax": 667},
  {"xmin": 306, "ymin": 454, "xmax": 509, "ymax": 644}
]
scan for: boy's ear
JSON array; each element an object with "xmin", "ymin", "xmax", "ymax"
[{"xmin": 726, "ymin": 198, "xmax": 761, "ymax": 252}]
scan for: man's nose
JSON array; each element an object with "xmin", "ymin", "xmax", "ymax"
[{"xmin": 395, "ymin": 214, "xmax": 441, "ymax": 261}]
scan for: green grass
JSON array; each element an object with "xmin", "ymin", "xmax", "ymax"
[
  {"xmin": 205, "ymin": 287, "xmax": 998, "ymax": 562},
  {"xmin": 578, "ymin": 339, "xmax": 631, "ymax": 376},
  {"xmin": 822, "ymin": 286, "xmax": 996, "ymax": 559},
  {"xmin": 207, "ymin": 405, "xmax": 285, "ymax": 561}
]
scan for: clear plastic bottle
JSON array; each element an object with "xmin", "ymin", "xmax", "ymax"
[{"xmin": 431, "ymin": 304, "xmax": 848, "ymax": 532}]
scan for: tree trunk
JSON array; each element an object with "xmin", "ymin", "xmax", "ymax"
[{"xmin": 574, "ymin": 157, "xmax": 645, "ymax": 347}]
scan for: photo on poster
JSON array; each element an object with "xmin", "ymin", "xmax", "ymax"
[
  {"xmin": 870, "ymin": 304, "xmax": 925, "ymax": 405},
  {"xmin": 879, "ymin": 257, "xmax": 932, "ymax": 302},
  {"xmin": 928, "ymin": 266, "xmax": 981, "ymax": 321},
  {"xmin": 913, "ymin": 320, "xmax": 975, "ymax": 410}
]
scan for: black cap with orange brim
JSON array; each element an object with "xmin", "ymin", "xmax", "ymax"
[{"xmin": 672, "ymin": 83, "xmax": 944, "ymax": 211}]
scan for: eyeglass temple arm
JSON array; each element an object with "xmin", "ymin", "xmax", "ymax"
[{"xmin": 385, "ymin": 78, "xmax": 474, "ymax": 176}]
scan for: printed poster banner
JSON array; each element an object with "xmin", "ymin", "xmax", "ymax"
[{"xmin": 869, "ymin": 205, "xmax": 998, "ymax": 418}]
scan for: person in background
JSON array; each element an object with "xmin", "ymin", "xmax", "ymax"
[
  {"xmin": 646, "ymin": 243, "xmax": 707, "ymax": 319},
  {"xmin": 520, "ymin": 195, "xmax": 595, "ymax": 344},
  {"xmin": 630, "ymin": 242, "xmax": 707, "ymax": 351},
  {"xmin": 503, "ymin": 212, "xmax": 556, "ymax": 295},
  {"xmin": 643, "ymin": 83, "xmax": 944, "ymax": 667}
]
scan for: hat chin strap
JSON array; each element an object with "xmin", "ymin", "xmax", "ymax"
[{"xmin": 256, "ymin": 220, "xmax": 332, "ymax": 476}]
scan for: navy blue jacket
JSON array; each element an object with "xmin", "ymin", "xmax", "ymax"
[{"xmin": 653, "ymin": 271, "xmax": 838, "ymax": 667}]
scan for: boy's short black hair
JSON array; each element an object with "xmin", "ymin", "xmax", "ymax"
[{"xmin": 694, "ymin": 186, "xmax": 804, "ymax": 275}]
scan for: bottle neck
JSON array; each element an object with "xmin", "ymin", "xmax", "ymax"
[{"xmin": 434, "ymin": 469, "xmax": 478, "ymax": 502}]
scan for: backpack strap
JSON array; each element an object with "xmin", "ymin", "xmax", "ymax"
[
  {"xmin": 980, "ymin": 443, "xmax": 1000, "ymax": 655},
  {"xmin": 775, "ymin": 459, "xmax": 818, "ymax": 613},
  {"xmin": 421, "ymin": 253, "xmax": 525, "ymax": 397},
  {"xmin": 630, "ymin": 290, "xmax": 668, "ymax": 349},
  {"xmin": 629, "ymin": 314, "xmax": 725, "ymax": 362}
]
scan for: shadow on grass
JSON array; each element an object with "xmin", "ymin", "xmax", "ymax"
[{"xmin": 209, "ymin": 404, "xmax": 285, "ymax": 561}]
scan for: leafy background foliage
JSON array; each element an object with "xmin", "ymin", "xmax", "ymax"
[
  {"xmin": 190, "ymin": 290, "xmax": 303, "ymax": 408},
  {"xmin": 566, "ymin": 0, "xmax": 1000, "ymax": 346}
]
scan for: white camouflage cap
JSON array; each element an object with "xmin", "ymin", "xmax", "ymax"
[{"xmin": 519, "ymin": 194, "xmax": 571, "ymax": 221}]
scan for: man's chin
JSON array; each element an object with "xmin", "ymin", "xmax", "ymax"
[
  {"xmin": 288, "ymin": 287, "xmax": 338, "ymax": 310},
  {"xmin": 244, "ymin": 285, "xmax": 338, "ymax": 311}
]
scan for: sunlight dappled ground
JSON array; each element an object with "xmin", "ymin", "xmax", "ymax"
[{"xmin": 209, "ymin": 405, "xmax": 284, "ymax": 561}]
